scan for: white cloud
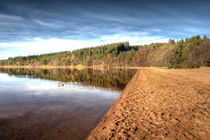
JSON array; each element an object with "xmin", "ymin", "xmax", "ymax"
[
  {"xmin": 33, "ymin": 19, "xmax": 61, "ymax": 27},
  {"xmin": 100, "ymin": 34, "xmax": 168, "ymax": 45},
  {"xmin": 0, "ymin": 38, "xmax": 103, "ymax": 58},
  {"xmin": 0, "ymin": 34, "xmax": 169, "ymax": 59},
  {"xmin": 0, "ymin": 14, "xmax": 23, "ymax": 21}
]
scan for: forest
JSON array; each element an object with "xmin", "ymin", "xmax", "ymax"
[{"xmin": 0, "ymin": 35, "xmax": 209, "ymax": 68}]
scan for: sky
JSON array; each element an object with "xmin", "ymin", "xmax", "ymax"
[{"xmin": 0, "ymin": 0, "xmax": 209, "ymax": 59}]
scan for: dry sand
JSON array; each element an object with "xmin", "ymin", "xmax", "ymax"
[{"xmin": 88, "ymin": 67, "xmax": 210, "ymax": 139}]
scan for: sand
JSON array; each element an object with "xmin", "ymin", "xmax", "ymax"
[{"xmin": 88, "ymin": 67, "xmax": 210, "ymax": 139}]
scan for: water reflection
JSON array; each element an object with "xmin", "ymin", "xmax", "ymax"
[
  {"xmin": 0, "ymin": 68, "xmax": 136, "ymax": 91},
  {"xmin": 0, "ymin": 68, "xmax": 136, "ymax": 140}
]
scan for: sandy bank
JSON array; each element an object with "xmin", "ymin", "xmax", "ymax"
[{"xmin": 88, "ymin": 67, "xmax": 210, "ymax": 139}]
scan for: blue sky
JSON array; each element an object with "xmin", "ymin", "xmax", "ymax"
[{"xmin": 0, "ymin": 0, "xmax": 209, "ymax": 59}]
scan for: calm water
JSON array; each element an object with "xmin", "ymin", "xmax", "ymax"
[{"xmin": 0, "ymin": 68, "xmax": 136, "ymax": 140}]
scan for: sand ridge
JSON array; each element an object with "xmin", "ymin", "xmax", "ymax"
[{"xmin": 88, "ymin": 68, "xmax": 210, "ymax": 139}]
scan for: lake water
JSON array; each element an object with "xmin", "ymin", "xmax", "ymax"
[{"xmin": 0, "ymin": 68, "xmax": 136, "ymax": 140}]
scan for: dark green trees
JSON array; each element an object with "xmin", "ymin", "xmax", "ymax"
[{"xmin": 0, "ymin": 35, "xmax": 209, "ymax": 68}]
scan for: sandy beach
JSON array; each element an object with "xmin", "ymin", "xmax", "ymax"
[{"xmin": 88, "ymin": 67, "xmax": 210, "ymax": 139}]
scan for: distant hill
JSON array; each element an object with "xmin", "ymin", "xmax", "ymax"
[{"xmin": 0, "ymin": 35, "xmax": 209, "ymax": 68}]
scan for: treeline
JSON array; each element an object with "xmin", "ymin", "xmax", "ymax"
[
  {"xmin": 0, "ymin": 35, "xmax": 209, "ymax": 68},
  {"xmin": 0, "ymin": 68, "xmax": 136, "ymax": 91}
]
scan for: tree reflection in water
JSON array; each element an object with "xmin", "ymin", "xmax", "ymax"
[{"xmin": 0, "ymin": 68, "xmax": 136, "ymax": 91}]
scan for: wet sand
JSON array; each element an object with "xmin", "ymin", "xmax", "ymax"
[{"xmin": 88, "ymin": 67, "xmax": 210, "ymax": 139}]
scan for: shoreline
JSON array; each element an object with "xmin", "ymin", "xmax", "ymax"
[
  {"xmin": 87, "ymin": 67, "xmax": 210, "ymax": 139},
  {"xmin": 0, "ymin": 65, "xmax": 167, "ymax": 70}
]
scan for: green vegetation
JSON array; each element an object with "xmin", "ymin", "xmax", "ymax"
[
  {"xmin": 0, "ymin": 35, "xmax": 209, "ymax": 68},
  {"xmin": 0, "ymin": 68, "xmax": 136, "ymax": 91}
]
